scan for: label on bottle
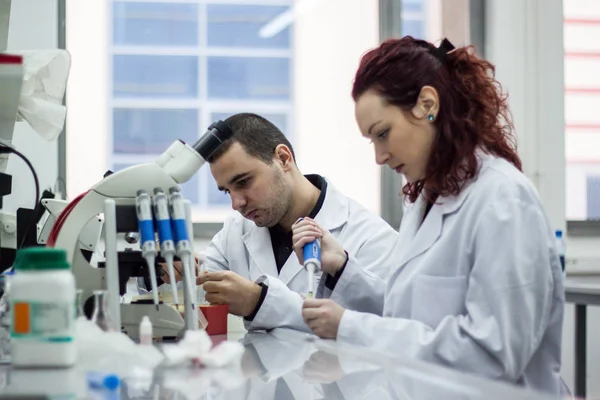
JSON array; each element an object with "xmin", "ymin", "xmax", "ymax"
[{"xmin": 10, "ymin": 300, "xmax": 74, "ymax": 342}]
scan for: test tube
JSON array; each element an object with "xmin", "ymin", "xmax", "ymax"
[
  {"xmin": 136, "ymin": 190, "xmax": 159, "ymax": 310},
  {"xmin": 153, "ymin": 187, "xmax": 179, "ymax": 305},
  {"xmin": 168, "ymin": 187, "xmax": 196, "ymax": 314},
  {"xmin": 303, "ymin": 239, "xmax": 321, "ymax": 298}
]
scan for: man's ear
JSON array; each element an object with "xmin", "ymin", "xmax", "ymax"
[
  {"xmin": 274, "ymin": 144, "xmax": 294, "ymax": 171},
  {"xmin": 410, "ymin": 85, "xmax": 439, "ymax": 120}
]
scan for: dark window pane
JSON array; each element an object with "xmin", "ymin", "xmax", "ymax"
[
  {"xmin": 211, "ymin": 112, "xmax": 287, "ymax": 134},
  {"xmin": 113, "ymin": 55, "xmax": 198, "ymax": 98},
  {"xmin": 112, "ymin": 2, "xmax": 199, "ymax": 46},
  {"xmin": 112, "ymin": 163, "xmax": 199, "ymax": 204},
  {"xmin": 207, "ymin": 57, "xmax": 290, "ymax": 100},
  {"xmin": 207, "ymin": 4, "xmax": 291, "ymax": 49},
  {"xmin": 113, "ymin": 108, "xmax": 199, "ymax": 154}
]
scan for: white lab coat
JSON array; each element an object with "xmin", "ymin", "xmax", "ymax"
[
  {"xmin": 334, "ymin": 152, "xmax": 566, "ymax": 395},
  {"xmin": 201, "ymin": 178, "xmax": 398, "ymax": 332}
]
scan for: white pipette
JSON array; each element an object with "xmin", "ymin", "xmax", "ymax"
[
  {"xmin": 135, "ymin": 190, "xmax": 159, "ymax": 310},
  {"xmin": 152, "ymin": 187, "xmax": 179, "ymax": 305},
  {"xmin": 169, "ymin": 187, "xmax": 197, "ymax": 312}
]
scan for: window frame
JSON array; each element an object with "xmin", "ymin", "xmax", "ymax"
[
  {"xmin": 107, "ymin": 0, "xmax": 294, "ymax": 216},
  {"xmin": 563, "ymin": 13, "xmax": 600, "ymax": 236}
]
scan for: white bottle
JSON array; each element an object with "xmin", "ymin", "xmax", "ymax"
[
  {"xmin": 555, "ymin": 230, "xmax": 566, "ymax": 278},
  {"xmin": 10, "ymin": 247, "xmax": 76, "ymax": 367},
  {"xmin": 139, "ymin": 315, "xmax": 153, "ymax": 345}
]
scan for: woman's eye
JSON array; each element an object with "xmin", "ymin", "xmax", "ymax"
[{"xmin": 377, "ymin": 129, "xmax": 389, "ymax": 140}]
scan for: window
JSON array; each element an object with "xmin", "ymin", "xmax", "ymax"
[
  {"xmin": 402, "ymin": 0, "xmax": 425, "ymax": 38},
  {"xmin": 564, "ymin": 0, "xmax": 600, "ymax": 221},
  {"xmin": 66, "ymin": 0, "xmax": 381, "ymax": 223}
]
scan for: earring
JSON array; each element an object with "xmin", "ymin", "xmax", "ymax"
[{"xmin": 428, "ymin": 114, "xmax": 435, "ymax": 122}]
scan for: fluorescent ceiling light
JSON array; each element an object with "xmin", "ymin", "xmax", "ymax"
[{"xmin": 258, "ymin": 0, "xmax": 319, "ymax": 38}]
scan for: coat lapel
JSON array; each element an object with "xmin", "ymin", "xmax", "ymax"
[
  {"xmin": 398, "ymin": 178, "xmax": 477, "ymax": 268},
  {"xmin": 242, "ymin": 224, "xmax": 278, "ymax": 278}
]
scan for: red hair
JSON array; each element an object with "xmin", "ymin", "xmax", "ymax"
[{"xmin": 352, "ymin": 36, "xmax": 522, "ymax": 203}]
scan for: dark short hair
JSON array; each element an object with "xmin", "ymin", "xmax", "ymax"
[{"xmin": 207, "ymin": 113, "xmax": 295, "ymax": 164}]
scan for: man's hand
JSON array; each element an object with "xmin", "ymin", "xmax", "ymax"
[
  {"xmin": 292, "ymin": 217, "xmax": 347, "ymax": 275},
  {"xmin": 302, "ymin": 298, "xmax": 345, "ymax": 339},
  {"xmin": 199, "ymin": 271, "xmax": 263, "ymax": 317},
  {"xmin": 160, "ymin": 254, "xmax": 203, "ymax": 284}
]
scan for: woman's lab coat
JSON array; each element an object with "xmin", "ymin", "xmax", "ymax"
[
  {"xmin": 332, "ymin": 152, "xmax": 566, "ymax": 395},
  {"xmin": 201, "ymin": 179, "xmax": 397, "ymax": 332}
]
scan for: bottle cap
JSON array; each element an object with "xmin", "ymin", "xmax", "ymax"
[
  {"xmin": 14, "ymin": 247, "xmax": 70, "ymax": 271},
  {"xmin": 555, "ymin": 230, "xmax": 563, "ymax": 238},
  {"xmin": 87, "ymin": 371, "xmax": 120, "ymax": 391}
]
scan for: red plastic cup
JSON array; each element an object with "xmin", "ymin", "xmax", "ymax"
[{"xmin": 200, "ymin": 304, "xmax": 228, "ymax": 336}]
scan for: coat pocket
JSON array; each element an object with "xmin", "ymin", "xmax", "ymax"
[{"xmin": 410, "ymin": 274, "xmax": 467, "ymax": 328}]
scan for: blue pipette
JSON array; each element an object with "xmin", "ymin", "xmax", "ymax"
[
  {"xmin": 168, "ymin": 187, "xmax": 196, "ymax": 311},
  {"xmin": 303, "ymin": 238, "xmax": 321, "ymax": 298},
  {"xmin": 135, "ymin": 190, "xmax": 159, "ymax": 310},
  {"xmin": 153, "ymin": 187, "xmax": 179, "ymax": 305}
]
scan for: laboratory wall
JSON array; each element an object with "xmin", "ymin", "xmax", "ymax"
[{"xmin": 3, "ymin": 0, "xmax": 60, "ymax": 214}]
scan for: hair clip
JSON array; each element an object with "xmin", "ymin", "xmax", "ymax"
[{"xmin": 430, "ymin": 38, "xmax": 456, "ymax": 63}]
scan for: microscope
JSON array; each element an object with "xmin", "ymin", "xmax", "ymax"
[{"xmin": 48, "ymin": 121, "xmax": 233, "ymax": 339}]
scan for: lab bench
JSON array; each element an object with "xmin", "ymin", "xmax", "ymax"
[{"xmin": 0, "ymin": 328, "xmax": 560, "ymax": 400}]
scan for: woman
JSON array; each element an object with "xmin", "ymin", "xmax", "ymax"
[{"xmin": 291, "ymin": 37, "xmax": 567, "ymax": 395}]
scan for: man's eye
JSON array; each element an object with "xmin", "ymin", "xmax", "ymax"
[{"xmin": 237, "ymin": 178, "xmax": 250, "ymax": 188}]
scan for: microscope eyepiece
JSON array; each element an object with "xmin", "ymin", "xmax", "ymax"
[{"xmin": 191, "ymin": 120, "xmax": 233, "ymax": 160}]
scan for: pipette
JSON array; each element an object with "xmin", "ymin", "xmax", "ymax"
[
  {"xmin": 168, "ymin": 187, "xmax": 197, "ymax": 312},
  {"xmin": 135, "ymin": 190, "xmax": 159, "ymax": 310},
  {"xmin": 152, "ymin": 187, "xmax": 179, "ymax": 305},
  {"xmin": 303, "ymin": 238, "xmax": 321, "ymax": 298}
]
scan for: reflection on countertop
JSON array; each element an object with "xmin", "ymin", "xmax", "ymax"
[{"xmin": 0, "ymin": 328, "xmax": 559, "ymax": 400}]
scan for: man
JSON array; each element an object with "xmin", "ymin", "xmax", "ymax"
[{"xmin": 164, "ymin": 113, "xmax": 397, "ymax": 332}]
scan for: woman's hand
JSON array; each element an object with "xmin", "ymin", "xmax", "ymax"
[
  {"xmin": 302, "ymin": 298, "xmax": 345, "ymax": 339},
  {"xmin": 291, "ymin": 217, "xmax": 347, "ymax": 275}
]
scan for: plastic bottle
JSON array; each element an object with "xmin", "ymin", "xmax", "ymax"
[
  {"xmin": 555, "ymin": 230, "xmax": 566, "ymax": 277},
  {"xmin": 10, "ymin": 247, "xmax": 76, "ymax": 367},
  {"xmin": 0, "ymin": 268, "xmax": 14, "ymax": 363},
  {"xmin": 139, "ymin": 315, "xmax": 152, "ymax": 345}
]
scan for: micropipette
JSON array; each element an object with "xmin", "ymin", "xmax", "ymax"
[
  {"xmin": 303, "ymin": 238, "xmax": 321, "ymax": 298},
  {"xmin": 168, "ymin": 187, "xmax": 197, "ymax": 311},
  {"xmin": 152, "ymin": 187, "xmax": 179, "ymax": 305},
  {"xmin": 135, "ymin": 190, "xmax": 160, "ymax": 310}
]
